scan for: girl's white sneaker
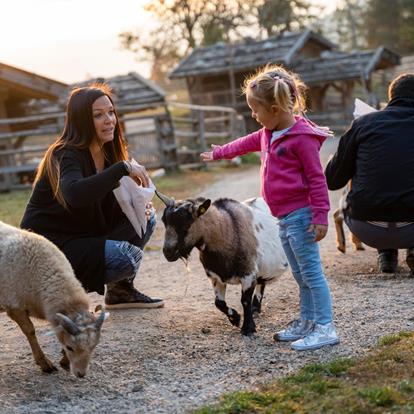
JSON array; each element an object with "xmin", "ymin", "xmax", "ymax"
[
  {"xmin": 273, "ymin": 319, "xmax": 314, "ymax": 342},
  {"xmin": 291, "ymin": 322, "xmax": 339, "ymax": 351}
]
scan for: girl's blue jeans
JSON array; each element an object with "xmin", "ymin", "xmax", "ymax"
[
  {"xmin": 104, "ymin": 213, "xmax": 156, "ymax": 284},
  {"xmin": 278, "ymin": 207, "xmax": 333, "ymax": 325}
]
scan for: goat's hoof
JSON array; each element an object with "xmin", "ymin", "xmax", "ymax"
[
  {"xmin": 337, "ymin": 246, "xmax": 346, "ymax": 254},
  {"xmin": 229, "ymin": 312, "xmax": 241, "ymax": 327},
  {"xmin": 355, "ymin": 245, "xmax": 365, "ymax": 251},
  {"xmin": 252, "ymin": 306, "xmax": 261, "ymax": 315},
  {"xmin": 241, "ymin": 324, "xmax": 256, "ymax": 336},
  {"xmin": 40, "ymin": 359, "xmax": 58, "ymax": 373}
]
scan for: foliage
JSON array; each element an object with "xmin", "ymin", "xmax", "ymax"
[
  {"xmin": 195, "ymin": 331, "xmax": 414, "ymax": 413},
  {"xmin": 255, "ymin": 0, "xmax": 319, "ymax": 37},
  {"xmin": 364, "ymin": 0, "xmax": 414, "ymax": 55},
  {"xmin": 331, "ymin": 0, "xmax": 367, "ymax": 50}
]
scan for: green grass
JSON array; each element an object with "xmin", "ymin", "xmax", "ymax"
[
  {"xmin": 0, "ymin": 189, "xmax": 32, "ymax": 227},
  {"xmin": 195, "ymin": 331, "xmax": 414, "ymax": 414}
]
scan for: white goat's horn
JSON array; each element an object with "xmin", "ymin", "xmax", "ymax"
[
  {"xmin": 155, "ymin": 190, "xmax": 174, "ymax": 207},
  {"xmin": 55, "ymin": 313, "xmax": 81, "ymax": 336},
  {"xmin": 95, "ymin": 305, "xmax": 106, "ymax": 330}
]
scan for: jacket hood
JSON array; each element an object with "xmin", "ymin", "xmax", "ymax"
[{"xmin": 265, "ymin": 116, "xmax": 332, "ymax": 144}]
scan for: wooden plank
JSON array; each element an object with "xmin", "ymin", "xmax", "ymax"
[
  {"xmin": 0, "ymin": 112, "xmax": 64, "ymax": 126},
  {"xmin": 0, "ymin": 145, "xmax": 48, "ymax": 156},
  {"xmin": 0, "ymin": 163, "xmax": 39, "ymax": 174},
  {"xmin": 168, "ymin": 101, "xmax": 237, "ymax": 113},
  {"xmin": 0, "ymin": 126, "xmax": 58, "ymax": 141}
]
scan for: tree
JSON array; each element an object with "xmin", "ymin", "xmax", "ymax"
[
  {"xmin": 255, "ymin": 0, "xmax": 319, "ymax": 37},
  {"xmin": 364, "ymin": 0, "xmax": 414, "ymax": 54},
  {"xmin": 332, "ymin": 0, "xmax": 367, "ymax": 50}
]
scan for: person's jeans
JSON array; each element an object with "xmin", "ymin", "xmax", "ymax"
[
  {"xmin": 104, "ymin": 213, "xmax": 156, "ymax": 284},
  {"xmin": 279, "ymin": 207, "xmax": 333, "ymax": 325}
]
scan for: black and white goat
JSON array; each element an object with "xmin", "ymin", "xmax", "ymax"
[{"xmin": 158, "ymin": 192, "xmax": 288, "ymax": 336}]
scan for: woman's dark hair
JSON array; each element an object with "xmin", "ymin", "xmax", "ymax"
[
  {"xmin": 35, "ymin": 83, "xmax": 128, "ymax": 207},
  {"xmin": 388, "ymin": 73, "xmax": 414, "ymax": 100}
]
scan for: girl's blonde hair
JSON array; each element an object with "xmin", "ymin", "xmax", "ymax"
[{"xmin": 242, "ymin": 64, "xmax": 307, "ymax": 113}]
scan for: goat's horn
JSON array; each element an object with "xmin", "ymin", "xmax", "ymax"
[
  {"xmin": 155, "ymin": 190, "xmax": 174, "ymax": 207},
  {"xmin": 95, "ymin": 305, "xmax": 106, "ymax": 330},
  {"xmin": 55, "ymin": 313, "xmax": 81, "ymax": 336}
]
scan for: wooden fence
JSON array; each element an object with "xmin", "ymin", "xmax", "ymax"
[{"xmin": 0, "ymin": 102, "xmax": 245, "ymax": 191}]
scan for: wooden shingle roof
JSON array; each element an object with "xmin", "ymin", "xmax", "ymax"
[
  {"xmin": 70, "ymin": 72, "xmax": 166, "ymax": 109},
  {"xmin": 170, "ymin": 29, "xmax": 335, "ymax": 79},
  {"xmin": 293, "ymin": 46, "xmax": 400, "ymax": 85}
]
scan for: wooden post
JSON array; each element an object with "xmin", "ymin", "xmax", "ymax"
[{"xmin": 198, "ymin": 110, "xmax": 207, "ymax": 153}]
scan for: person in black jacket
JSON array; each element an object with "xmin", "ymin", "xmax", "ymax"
[
  {"xmin": 325, "ymin": 73, "xmax": 414, "ymax": 274},
  {"xmin": 21, "ymin": 84, "xmax": 164, "ymax": 309}
]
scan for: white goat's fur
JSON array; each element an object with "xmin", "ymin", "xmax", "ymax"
[
  {"xmin": 245, "ymin": 197, "xmax": 289, "ymax": 281},
  {"xmin": 0, "ymin": 221, "xmax": 104, "ymax": 377}
]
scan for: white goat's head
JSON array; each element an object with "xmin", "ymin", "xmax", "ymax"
[{"xmin": 54, "ymin": 307, "xmax": 105, "ymax": 378}]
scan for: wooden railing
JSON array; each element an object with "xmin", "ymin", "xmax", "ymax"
[{"xmin": 169, "ymin": 101, "xmax": 245, "ymax": 168}]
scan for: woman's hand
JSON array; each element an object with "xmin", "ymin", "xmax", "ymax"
[
  {"xmin": 145, "ymin": 202, "xmax": 155, "ymax": 221},
  {"xmin": 126, "ymin": 161, "xmax": 150, "ymax": 188},
  {"xmin": 308, "ymin": 224, "xmax": 328, "ymax": 242},
  {"xmin": 200, "ymin": 144, "xmax": 220, "ymax": 162}
]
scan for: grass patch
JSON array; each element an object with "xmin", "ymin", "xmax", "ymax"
[
  {"xmin": 0, "ymin": 189, "xmax": 32, "ymax": 227},
  {"xmin": 240, "ymin": 152, "xmax": 261, "ymax": 165},
  {"xmin": 195, "ymin": 332, "xmax": 414, "ymax": 414}
]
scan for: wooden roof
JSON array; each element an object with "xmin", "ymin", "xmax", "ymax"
[
  {"xmin": 170, "ymin": 29, "xmax": 335, "ymax": 79},
  {"xmin": 70, "ymin": 72, "xmax": 166, "ymax": 109},
  {"xmin": 293, "ymin": 46, "xmax": 401, "ymax": 85},
  {"xmin": 0, "ymin": 62, "xmax": 67, "ymax": 101}
]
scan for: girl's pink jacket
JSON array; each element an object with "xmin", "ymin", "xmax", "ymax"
[{"xmin": 212, "ymin": 117, "xmax": 331, "ymax": 225}]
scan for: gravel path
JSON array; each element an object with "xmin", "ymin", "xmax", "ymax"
[{"xmin": 1, "ymin": 138, "xmax": 413, "ymax": 413}]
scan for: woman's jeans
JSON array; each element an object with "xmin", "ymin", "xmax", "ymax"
[
  {"xmin": 104, "ymin": 213, "xmax": 156, "ymax": 284},
  {"xmin": 278, "ymin": 207, "xmax": 333, "ymax": 325}
]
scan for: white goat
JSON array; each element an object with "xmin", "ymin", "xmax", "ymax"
[
  {"xmin": 158, "ymin": 193, "xmax": 288, "ymax": 336},
  {"xmin": 0, "ymin": 221, "xmax": 105, "ymax": 377}
]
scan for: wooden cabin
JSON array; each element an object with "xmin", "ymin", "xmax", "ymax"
[{"xmin": 170, "ymin": 29, "xmax": 400, "ymax": 132}]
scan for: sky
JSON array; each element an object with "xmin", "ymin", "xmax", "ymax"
[{"xmin": 0, "ymin": 0, "xmax": 337, "ymax": 85}]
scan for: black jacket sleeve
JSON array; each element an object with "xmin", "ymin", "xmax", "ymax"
[
  {"xmin": 324, "ymin": 121, "xmax": 359, "ymax": 190},
  {"xmin": 59, "ymin": 149, "xmax": 128, "ymax": 208}
]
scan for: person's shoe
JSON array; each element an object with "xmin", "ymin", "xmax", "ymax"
[
  {"xmin": 273, "ymin": 319, "xmax": 314, "ymax": 342},
  {"xmin": 377, "ymin": 249, "xmax": 398, "ymax": 273},
  {"xmin": 291, "ymin": 322, "xmax": 339, "ymax": 351},
  {"xmin": 406, "ymin": 248, "xmax": 414, "ymax": 275},
  {"xmin": 105, "ymin": 282, "xmax": 164, "ymax": 309}
]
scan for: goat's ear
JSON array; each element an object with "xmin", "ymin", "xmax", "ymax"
[{"xmin": 197, "ymin": 199, "xmax": 211, "ymax": 217}]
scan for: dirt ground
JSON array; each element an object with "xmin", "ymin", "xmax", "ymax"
[{"xmin": 1, "ymin": 138, "xmax": 413, "ymax": 413}]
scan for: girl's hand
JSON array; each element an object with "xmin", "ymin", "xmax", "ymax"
[
  {"xmin": 145, "ymin": 202, "xmax": 155, "ymax": 221},
  {"xmin": 308, "ymin": 224, "xmax": 328, "ymax": 242},
  {"xmin": 127, "ymin": 161, "xmax": 150, "ymax": 188},
  {"xmin": 200, "ymin": 144, "xmax": 220, "ymax": 162}
]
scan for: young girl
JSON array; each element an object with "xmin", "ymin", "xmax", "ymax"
[{"xmin": 201, "ymin": 65, "xmax": 339, "ymax": 350}]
